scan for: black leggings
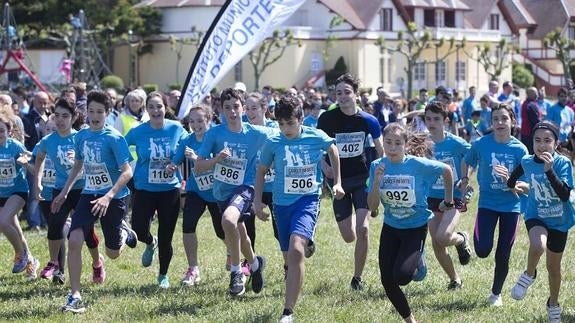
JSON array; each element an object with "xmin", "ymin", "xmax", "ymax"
[
  {"xmin": 49, "ymin": 189, "xmax": 99, "ymax": 249},
  {"xmin": 262, "ymin": 192, "xmax": 279, "ymax": 241},
  {"xmin": 474, "ymin": 208, "xmax": 520, "ymax": 295},
  {"xmin": 131, "ymin": 189, "xmax": 180, "ymax": 275},
  {"xmin": 183, "ymin": 191, "xmax": 224, "ymax": 239},
  {"xmin": 39, "ymin": 200, "xmax": 65, "ymax": 273},
  {"xmin": 379, "ymin": 223, "xmax": 428, "ymax": 319}
]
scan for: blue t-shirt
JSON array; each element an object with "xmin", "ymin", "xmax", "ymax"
[
  {"xmin": 32, "ymin": 143, "xmax": 54, "ymax": 201},
  {"xmin": 303, "ymin": 115, "xmax": 319, "ymax": 128},
  {"xmin": 74, "ymin": 126, "xmax": 132, "ymax": 199},
  {"xmin": 197, "ymin": 123, "xmax": 276, "ymax": 201},
  {"xmin": 545, "ymin": 103, "xmax": 575, "ymax": 143},
  {"xmin": 464, "ymin": 133, "xmax": 528, "ymax": 212},
  {"xmin": 172, "ymin": 133, "xmax": 216, "ymax": 203},
  {"xmin": 37, "ymin": 130, "xmax": 84, "ymax": 191},
  {"xmin": 462, "ymin": 96, "xmax": 478, "ymax": 123},
  {"xmin": 367, "ymin": 155, "xmax": 445, "ymax": 229},
  {"xmin": 522, "ymin": 154, "xmax": 575, "ymax": 232},
  {"xmin": 429, "ymin": 132, "xmax": 471, "ymax": 199},
  {"xmin": 125, "ymin": 120, "xmax": 186, "ymax": 192},
  {"xmin": 464, "ymin": 120, "xmax": 488, "ymax": 143},
  {"xmin": 260, "ymin": 126, "xmax": 334, "ymax": 206},
  {"xmin": 0, "ymin": 138, "xmax": 29, "ymax": 197}
]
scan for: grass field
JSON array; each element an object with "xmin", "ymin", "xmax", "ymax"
[{"xmin": 2, "ymin": 186, "xmax": 575, "ymax": 322}]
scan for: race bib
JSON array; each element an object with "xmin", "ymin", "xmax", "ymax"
[
  {"xmin": 42, "ymin": 168, "xmax": 56, "ymax": 188},
  {"xmin": 148, "ymin": 159, "xmax": 174, "ymax": 184},
  {"xmin": 214, "ymin": 156, "xmax": 246, "ymax": 185},
  {"xmin": 284, "ymin": 164, "xmax": 317, "ymax": 194},
  {"xmin": 336, "ymin": 132, "xmax": 365, "ymax": 158},
  {"xmin": 0, "ymin": 159, "xmax": 16, "ymax": 187},
  {"xmin": 84, "ymin": 163, "xmax": 113, "ymax": 191},
  {"xmin": 192, "ymin": 168, "xmax": 214, "ymax": 191},
  {"xmin": 380, "ymin": 175, "xmax": 416, "ymax": 208}
]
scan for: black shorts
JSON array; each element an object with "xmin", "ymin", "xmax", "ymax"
[
  {"xmin": 0, "ymin": 192, "xmax": 28, "ymax": 207},
  {"xmin": 328, "ymin": 177, "xmax": 368, "ymax": 222},
  {"xmin": 216, "ymin": 185, "xmax": 255, "ymax": 223},
  {"xmin": 525, "ymin": 219, "xmax": 568, "ymax": 253},
  {"xmin": 70, "ymin": 194, "xmax": 127, "ymax": 250}
]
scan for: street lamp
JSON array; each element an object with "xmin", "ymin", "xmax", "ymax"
[{"xmin": 128, "ymin": 29, "xmax": 133, "ymax": 87}]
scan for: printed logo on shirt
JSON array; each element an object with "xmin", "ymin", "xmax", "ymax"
[
  {"xmin": 530, "ymin": 173, "xmax": 562, "ymax": 218},
  {"xmin": 489, "ymin": 152, "xmax": 515, "ymax": 190},
  {"xmin": 148, "ymin": 137, "xmax": 174, "ymax": 184}
]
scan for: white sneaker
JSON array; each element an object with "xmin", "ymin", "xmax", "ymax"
[
  {"xmin": 488, "ymin": 293, "xmax": 502, "ymax": 306},
  {"xmin": 547, "ymin": 300, "xmax": 561, "ymax": 323},
  {"xmin": 511, "ymin": 271, "xmax": 535, "ymax": 300},
  {"xmin": 279, "ymin": 314, "xmax": 294, "ymax": 323}
]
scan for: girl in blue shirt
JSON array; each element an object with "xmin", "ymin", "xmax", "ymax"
[
  {"xmin": 0, "ymin": 115, "xmax": 40, "ymax": 280},
  {"xmin": 35, "ymin": 99, "xmax": 103, "ymax": 285},
  {"xmin": 167, "ymin": 104, "xmax": 225, "ymax": 286},
  {"xmin": 125, "ymin": 91, "xmax": 186, "ymax": 289},
  {"xmin": 367, "ymin": 123, "xmax": 454, "ymax": 323},
  {"xmin": 507, "ymin": 121, "xmax": 573, "ymax": 322},
  {"xmin": 462, "ymin": 103, "xmax": 529, "ymax": 306}
]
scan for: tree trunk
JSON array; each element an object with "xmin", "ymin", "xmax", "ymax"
[{"xmin": 406, "ymin": 62, "xmax": 414, "ymax": 99}]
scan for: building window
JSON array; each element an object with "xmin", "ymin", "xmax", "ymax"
[
  {"xmin": 489, "ymin": 14, "xmax": 499, "ymax": 30},
  {"xmin": 424, "ymin": 9, "xmax": 435, "ymax": 27},
  {"xmin": 414, "ymin": 62, "xmax": 426, "ymax": 81},
  {"xmin": 380, "ymin": 8, "xmax": 393, "ymax": 31},
  {"xmin": 444, "ymin": 10, "xmax": 455, "ymax": 28},
  {"xmin": 456, "ymin": 61, "xmax": 466, "ymax": 81},
  {"xmin": 569, "ymin": 25, "xmax": 575, "ymax": 40},
  {"xmin": 234, "ymin": 62, "xmax": 242, "ymax": 82},
  {"xmin": 436, "ymin": 61, "xmax": 446, "ymax": 81},
  {"xmin": 435, "ymin": 10, "xmax": 444, "ymax": 27}
]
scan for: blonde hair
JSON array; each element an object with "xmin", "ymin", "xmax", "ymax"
[{"xmin": 0, "ymin": 104, "xmax": 24, "ymax": 143}]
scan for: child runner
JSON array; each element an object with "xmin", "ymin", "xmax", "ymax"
[
  {"xmin": 0, "ymin": 115, "xmax": 40, "ymax": 281},
  {"xmin": 463, "ymin": 108, "xmax": 488, "ymax": 143},
  {"xmin": 461, "ymin": 103, "xmax": 528, "ymax": 306},
  {"xmin": 508, "ymin": 121, "xmax": 574, "ymax": 323},
  {"xmin": 168, "ymin": 104, "xmax": 225, "ymax": 286},
  {"xmin": 195, "ymin": 88, "xmax": 273, "ymax": 297},
  {"xmin": 125, "ymin": 91, "xmax": 186, "ymax": 288},
  {"xmin": 317, "ymin": 73, "xmax": 384, "ymax": 290},
  {"xmin": 254, "ymin": 95, "xmax": 345, "ymax": 322},
  {"xmin": 53, "ymin": 90, "xmax": 138, "ymax": 313},
  {"xmin": 35, "ymin": 98, "xmax": 104, "ymax": 285},
  {"xmin": 423, "ymin": 101, "xmax": 472, "ymax": 290},
  {"xmin": 367, "ymin": 123, "xmax": 454, "ymax": 323}
]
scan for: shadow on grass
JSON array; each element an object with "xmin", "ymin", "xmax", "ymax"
[
  {"xmin": 427, "ymin": 298, "xmax": 482, "ymax": 312},
  {"xmin": 0, "ymin": 305, "xmax": 54, "ymax": 320}
]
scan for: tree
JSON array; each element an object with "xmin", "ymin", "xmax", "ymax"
[
  {"xmin": 169, "ymin": 27, "xmax": 204, "ymax": 85},
  {"xmin": 468, "ymin": 38, "xmax": 516, "ymax": 81},
  {"xmin": 512, "ymin": 63, "xmax": 534, "ymax": 88},
  {"xmin": 431, "ymin": 37, "xmax": 466, "ymax": 84},
  {"xmin": 249, "ymin": 29, "xmax": 299, "ymax": 91},
  {"xmin": 544, "ymin": 27, "xmax": 575, "ymax": 86},
  {"xmin": 323, "ymin": 16, "xmax": 344, "ymax": 61},
  {"xmin": 375, "ymin": 22, "xmax": 431, "ymax": 99}
]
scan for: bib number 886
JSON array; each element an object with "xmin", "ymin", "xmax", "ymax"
[{"xmin": 220, "ymin": 166, "xmax": 239, "ymax": 180}]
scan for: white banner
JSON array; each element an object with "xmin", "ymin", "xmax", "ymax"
[{"xmin": 178, "ymin": 0, "xmax": 306, "ymax": 120}]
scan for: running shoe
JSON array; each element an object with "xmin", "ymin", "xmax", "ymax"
[
  {"xmin": 92, "ymin": 255, "xmax": 106, "ymax": 284},
  {"xmin": 241, "ymin": 259, "xmax": 251, "ymax": 277},
  {"xmin": 25, "ymin": 257, "xmax": 40, "ymax": 281},
  {"xmin": 547, "ymin": 299, "xmax": 561, "ymax": 323},
  {"xmin": 279, "ymin": 314, "xmax": 294, "ymax": 323},
  {"xmin": 181, "ymin": 267, "xmax": 200, "ymax": 286},
  {"xmin": 12, "ymin": 253, "xmax": 28, "ymax": 273},
  {"xmin": 455, "ymin": 231, "xmax": 472, "ymax": 265},
  {"xmin": 511, "ymin": 271, "xmax": 536, "ymax": 300},
  {"xmin": 40, "ymin": 261, "xmax": 59, "ymax": 280},
  {"xmin": 121, "ymin": 220, "xmax": 138, "ymax": 248},
  {"xmin": 52, "ymin": 270, "xmax": 65, "ymax": 285},
  {"xmin": 488, "ymin": 293, "xmax": 502, "ymax": 307},
  {"xmin": 158, "ymin": 274, "xmax": 170, "ymax": 289},
  {"xmin": 447, "ymin": 280, "xmax": 463, "ymax": 290},
  {"xmin": 141, "ymin": 236, "xmax": 157, "ymax": 267},
  {"xmin": 305, "ymin": 240, "xmax": 316, "ymax": 258},
  {"xmin": 229, "ymin": 271, "xmax": 246, "ymax": 296},
  {"xmin": 250, "ymin": 256, "xmax": 266, "ymax": 294},
  {"xmin": 350, "ymin": 276, "xmax": 364, "ymax": 291},
  {"xmin": 62, "ymin": 294, "xmax": 86, "ymax": 313}
]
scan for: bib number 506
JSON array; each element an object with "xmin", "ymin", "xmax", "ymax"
[{"xmin": 291, "ymin": 178, "xmax": 313, "ymax": 189}]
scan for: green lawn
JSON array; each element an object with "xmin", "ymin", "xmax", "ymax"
[{"xmin": 2, "ymin": 188, "xmax": 575, "ymax": 322}]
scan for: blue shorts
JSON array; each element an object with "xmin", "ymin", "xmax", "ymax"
[
  {"xmin": 274, "ymin": 194, "xmax": 320, "ymax": 252},
  {"xmin": 217, "ymin": 185, "xmax": 254, "ymax": 223},
  {"xmin": 69, "ymin": 194, "xmax": 126, "ymax": 250}
]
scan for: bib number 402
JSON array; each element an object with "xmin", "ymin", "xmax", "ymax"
[{"xmin": 340, "ymin": 143, "xmax": 359, "ymax": 153}]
